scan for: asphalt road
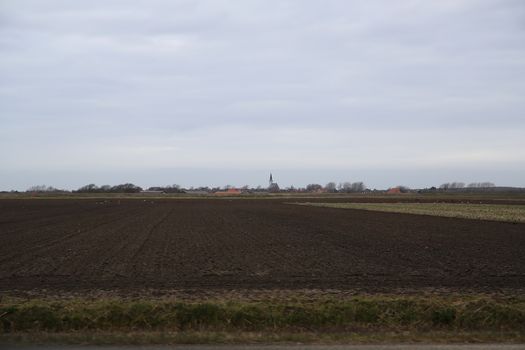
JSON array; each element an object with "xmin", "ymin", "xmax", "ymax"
[{"xmin": 2, "ymin": 345, "xmax": 525, "ymax": 350}]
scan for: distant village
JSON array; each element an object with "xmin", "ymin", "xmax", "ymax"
[{"xmin": 8, "ymin": 174, "xmax": 523, "ymax": 195}]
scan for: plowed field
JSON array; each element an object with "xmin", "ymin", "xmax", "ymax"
[{"xmin": 1, "ymin": 198, "xmax": 524, "ymax": 293}]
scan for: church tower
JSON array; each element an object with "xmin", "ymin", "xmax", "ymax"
[{"xmin": 269, "ymin": 173, "xmax": 273, "ymax": 187}]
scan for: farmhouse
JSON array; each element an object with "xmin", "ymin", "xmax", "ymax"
[
  {"xmin": 386, "ymin": 187, "xmax": 402, "ymax": 194},
  {"xmin": 214, "ymin": 188, "xmax": 242, "ymax": 196}
]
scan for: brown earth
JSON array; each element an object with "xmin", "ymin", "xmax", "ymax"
[{"xmin": 0, "ymin": 198, "xmax": 524, "ymax": 295}]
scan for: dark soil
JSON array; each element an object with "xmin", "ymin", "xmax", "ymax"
[{"xmin": 1, "ymin": 198, "xmax": 524, "ymax": 294}]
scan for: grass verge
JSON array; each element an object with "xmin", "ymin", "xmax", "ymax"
[
  {"xmin": 1, "ymin": 294, "xmax": 524, "ymax": 344},
  {"xmin": 3, "ymin": 330, "xmax": 525, "ymax": 345},
  {"xmin": 295, "ymin": 202, "xmax": 525, "ymax": 223}
]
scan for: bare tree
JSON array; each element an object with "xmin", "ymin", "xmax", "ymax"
[
  {"xmin": 351, "ymin": 182, "xmax": 366, "ymax": 192},
  {"xmin": 77, "ymin": 184, "xmax": 99, "ymax": 193},
  {"xmin": 325, "ymin": 182, "xmax": 337, "ymax": 193},
  {"xmin": 339, "ymin": 182, "xmax": 352, "ymax": 193},
  {"xmin": 27, "ymin": 185, "xmax": 48, "ymax": 192},
  {"xmin": 306, "ymin": 184, "xmax": 323, "ymax": 192},
  {"xmin": 110, "ymin": 183, "xmax": 142, "ymax": 193},
  {"xmin": 27, "ymin": 185, "xmax": 61, "ymax": 193},
  {"xmin": 441, "ymin": 182, "xmax": 466, "ymax": 190},
  {"xmin": 440, "ymin": 183, "xmax": 450, "ymax": 190},
  {"xmin": 337, "ymin": 181, "xmax": 366, "ymax": 193},
  {"xmin": 398, "ymin": 186, "xmax": 410, "ymax": 193},
  {"xmin": 467, "ymin": 182, "xmax": 496, "ymax": 188}
]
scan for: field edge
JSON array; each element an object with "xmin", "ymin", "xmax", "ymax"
[
  {"xmin": 2, "ymin": 330, "xmax": 525, "ymax": 345},
  {"xmin": 1, "ymin": 294, "xmax": 524, "ymax": 345},
  {"xmin": 293, "ymin": 202, "xmax": 525, "ymax": 223}
]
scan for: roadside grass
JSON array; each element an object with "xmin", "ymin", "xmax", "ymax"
[
  {"xmin": 3, "ymin": 330, "xmax": 525, "ymax": 345},
  {"xmin": 1, "ymin": 295, "xmax": 525, "ymax": 344},
  {"xmin": 295, "ymin": 202, "xmax": 525, "ymax": 223}
]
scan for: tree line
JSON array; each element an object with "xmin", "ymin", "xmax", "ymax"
[
  {"xmin": 75, "ymin": 183, "xmax": 143, "ymax": 193},
  {"xmin": 439, "ymin": 182, "xmax": 495, "ymax": 190},
  {"xmin": 24, "ymin": 181, "xmax": 368, "ymax": 194},
  {"xmin": 23, "ymin": 181, "xmax": 505, "ymax": 194}
]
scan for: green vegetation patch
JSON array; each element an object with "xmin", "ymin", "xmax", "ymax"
[
  {"xmin": 297, "ymin": 202, "xmax": 525, "ymax": 223},
  {"xmin": 3, "ymin": 330, "xmax": 525, "ymax": 345},
  {"xmin": 1, "ymin": 295, "xmax": 525, "ymax": 334}
]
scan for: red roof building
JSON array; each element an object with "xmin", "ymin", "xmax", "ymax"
[
  {"xmin": 386, "ymin": 187, "xmax": 402, "ymax": 194},
  {"xmin": 214, "ymin": 188, "xmax": 242, "ymax": 196}
]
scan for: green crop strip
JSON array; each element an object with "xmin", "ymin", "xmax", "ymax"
[
  {"xmin": 1, "ymin": 295, "xmax": 525, "ymax": 333},
  {"xmin": 296, "ymin": 202, "xmax": 525, "ymax": 223}
]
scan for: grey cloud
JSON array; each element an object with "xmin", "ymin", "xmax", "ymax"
[{"xmin": 1, "ymin": 0, "xmax": 524, "ymax": 189}]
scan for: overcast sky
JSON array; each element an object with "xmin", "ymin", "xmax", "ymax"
[{"xmin": 1, "ymin": 0, "xmax": 524, "ymax": 190}]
